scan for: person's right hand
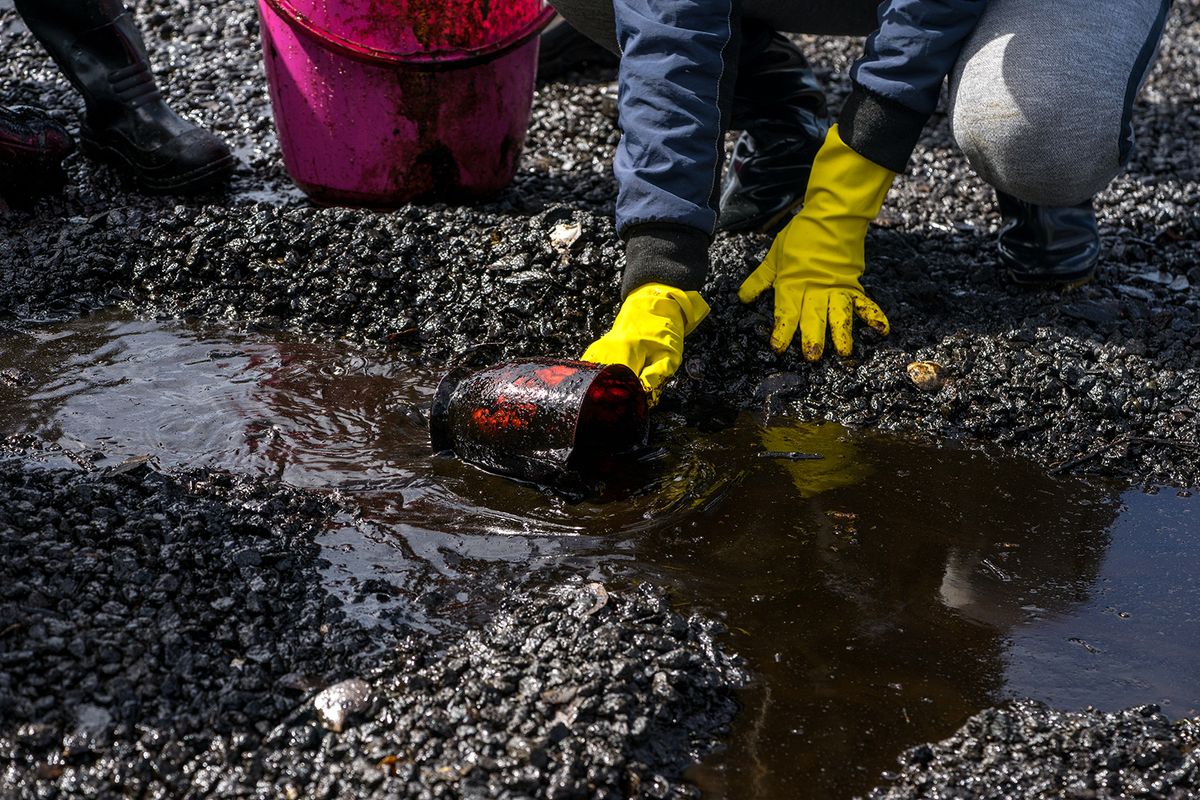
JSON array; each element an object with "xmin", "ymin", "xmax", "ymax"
[
  {"xmin": 738, "ymin": 124, "xmax": 894, "ymax": 361},
  {"xmin": 582, "ymin": 282, "xmax": 710, "ymax": 406}
]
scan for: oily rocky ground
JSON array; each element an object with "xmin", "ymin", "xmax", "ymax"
[
  {"xmin": 0, "ymin": 0, "xmax": 1198, "ymax": 797},
  {"xmin": 0, "ymin": 455, "xmax": 745, "ymax": 798},
  {"xmin": 866, "ymin": 701, "xmax": 1200, "ymax": 800}
]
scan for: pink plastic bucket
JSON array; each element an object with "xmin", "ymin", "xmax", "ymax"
[{"xmin": 256, "ymin": 0, "xmax": 555, "ymax": 206}]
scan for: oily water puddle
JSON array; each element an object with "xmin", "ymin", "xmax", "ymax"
[{"xmin": 0, "ymin": 309, "xmax": 1197, "ymax": 799}]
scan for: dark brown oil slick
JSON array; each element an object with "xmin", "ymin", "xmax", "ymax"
[{"xmin": 1, "ymin": 311, "xmax": 1196, "ymax": 799}]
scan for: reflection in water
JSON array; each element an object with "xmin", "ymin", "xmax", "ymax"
[
  {"xmin": 649, "ymin": 432, "xmax": 1123, "ymax": 798},
  {"xmin": 760, "ymin": 422, "xmax": 871, "ymax": 498},
  {"xmin": 1, "ymin": 311, "xmax": 1196, "ymax": 800},
  {"xmin": 1004, "ymin": 488, "xmax": 1200, "ymax": 716}
]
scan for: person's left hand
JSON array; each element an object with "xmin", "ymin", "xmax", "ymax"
[{"xmin": 738, "ymin": 124, "xmax": 893, "ymax": 361}]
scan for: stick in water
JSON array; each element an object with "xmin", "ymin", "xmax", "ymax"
[{"xmin": 758, "ymin": 451, "xmax": 824, "ymax": 461}]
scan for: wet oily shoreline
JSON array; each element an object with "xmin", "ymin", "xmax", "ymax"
[
  {"xmin": 1, "ymin": 312, "xmax": 1198, "ymax": 798},
  {"xmin": 0, "ymin": 455, "xmax": 745, "ymax": 799},
  {"xmin": 1, "ymin": 0, "xmax": 1198, "ymax": 794},
  {"xmin": 1, "ymin": 196, "xmax": 1196, "ymax": 490}
]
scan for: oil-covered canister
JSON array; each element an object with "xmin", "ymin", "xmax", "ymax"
[{"xmin": 429, "ymin": 359, "xmax": 649, "ymax": 484}]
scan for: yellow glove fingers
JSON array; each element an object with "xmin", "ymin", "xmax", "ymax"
[
  {"xmin": 676, "ymin": 290, "xmax": 712, "ymax": 335},
  {"xmin": 737, "ymin": 245, "xmax": 779, "ymax": 304},
  {"xmin": 852, "ymin": 293, "xmax": 890, "ymax": 336},
  {"xmin": 828, "ymin": 291, "xmax": 855, "ymax": 357},
  {"xmin": 770, "ymin": 297, "xmax": 800, "ymax": 354},
  {"xmin": 741, "ymin": 125, "xmax": 897, "ymax": 358},
  {"xmin": 798, "ymin": 290, "xmax": 828, "ymax": 362},
  {"xmin": 580, "ymin": 282, "xmax": 706, "ymax": 405},
  {"xmin": 637, "ymin": 346, "xmax": 683, "ymax": 407}
]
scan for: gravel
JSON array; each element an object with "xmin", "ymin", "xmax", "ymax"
[
  {"xmin": 0, "ymin": 455, "xmax": 745, "ymax": 798},
  {"xmin": 2, "ymin": 0, "xmax": 1199, "ymax": 795},
  {"xmin": 864, "ymin": 700, "xmax": 1200, "ymax": 800},
  {"xmin": 263, "ymin": 581, "xmax": 744, "ymax": 800}
]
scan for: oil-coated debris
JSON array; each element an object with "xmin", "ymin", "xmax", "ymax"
[
  {"xmin": 313, "ymin": 678, "xmax": 374, "ymax": 733},
  {"xmin": 906, "ymin": 361, "xmax": 947, "ymax": 393},
  {"xmin": 862, "ymin": 700, "xmax": 1200, "ymax": 799},
  {"xmin": 1, "ymin": 0, "xmax": 1200, "ymax": 795},
  {"xmin": 0, "ymin": 456, "xmax": 745, "ymax": 798}
]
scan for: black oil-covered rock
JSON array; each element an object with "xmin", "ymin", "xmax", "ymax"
[
  {"xmin": 0, "ymin": 454, "xmax": 744, "ymax": 798},
  {"xmin": 2, "ymin": 0, "xmax": 1200, "ymax": 795},
  {"xmin": 0, "ymin": 454, "xmax": 374, "ymax": 795},
  {"xmin": 260, "ymin": 581, "xmax": 745, "ymax": 800},
  {"xmin": 863, "ymin": 700, "xmax": 1200, "ymax": 800}
]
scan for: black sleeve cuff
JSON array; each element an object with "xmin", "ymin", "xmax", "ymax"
[
  {"xmin": 620, "ymin": 223, "xmax": 710, "ymax": 299},
  {"xmin": 837, "ymin": 84, "xmax": 931, "ymax": 174}
]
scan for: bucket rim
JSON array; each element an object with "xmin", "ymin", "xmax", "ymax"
[{"xmin": 259, "ymin": 0, "xmax": 556, "ymax": 67}]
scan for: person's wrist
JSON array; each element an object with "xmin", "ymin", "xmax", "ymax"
[{"xmin": 621, "ymin": 223, "xmax": 710, "ymax": 299}]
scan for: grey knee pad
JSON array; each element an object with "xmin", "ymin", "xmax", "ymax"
[{"xmin": 949, "ymin": 0, "xmax": 1169, "ymax": 206}]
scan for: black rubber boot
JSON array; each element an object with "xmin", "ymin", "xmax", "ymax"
[
  {"xmin": 14, "ymin": 0, "xmax": 233, "ymax": 194},
  {"xmin": 718, "ymin": 22, "xmax": 829, "ymax": 235},
  {"xmin": 995, "ymin": 191, "xmax": 1101, "ymax": 287},
  {"xmin": 537, "ymin": 15, "xmax": 619, "ymax": 80},
  {"xmin": 0, "ymin": 105, "xmax": 75, "ymax": 202}
]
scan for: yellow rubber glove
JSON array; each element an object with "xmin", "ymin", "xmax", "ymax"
[
  {"xmin": 582, "ymin": 282, "xmax": 711, "ymax": 405},
  {"xmin": 738, "ymin": 124, "xmax": 894, "ymax": 361}
]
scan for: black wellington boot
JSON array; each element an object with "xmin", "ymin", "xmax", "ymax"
[
  {"xmin": 995, "ymin": 191, "xmax": 1101, "ymax": 287},
  {"xmin": 14, "ymin": 0, "xmax": 234, "ymax": 194},
  {"xmin": 717, "ymin": 22, "xmax": 829, "ymax": 235},
  {"xmin": 0, "ymin": 105, "xmax": 75, "ymax": 202}
]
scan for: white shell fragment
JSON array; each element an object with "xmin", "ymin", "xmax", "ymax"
[
  {"xmin": 549, "ymin": 222, "xmax": 582, "ymax": 253},
  {"xmin": 313, "ymin": 678, "xmax": 373, "ymax": 733},
  {"xmin": 583, "ymin": 582, "xmax": 609, "ymax": 617},
  {"xmin": 1134, "ymin": 270, "xmax": 1175, "ymax": 286},
  {"xmin": 1133, "ymin": 271, "xmax": 1191, "ymax": 292}
]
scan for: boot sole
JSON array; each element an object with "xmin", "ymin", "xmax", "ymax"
[{"xmin": 81, "ymin": 134, "xmax": 234, "ymax": 194}]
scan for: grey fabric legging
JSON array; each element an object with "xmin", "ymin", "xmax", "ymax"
[{"xmin": 550, "ymin": 0, "xmax": 1170, "ymax": 206}]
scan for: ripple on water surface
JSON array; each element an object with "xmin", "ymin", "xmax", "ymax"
[{"xmin": 1, "ymin": 311, "xmax": 1196, "ymax": 799}]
